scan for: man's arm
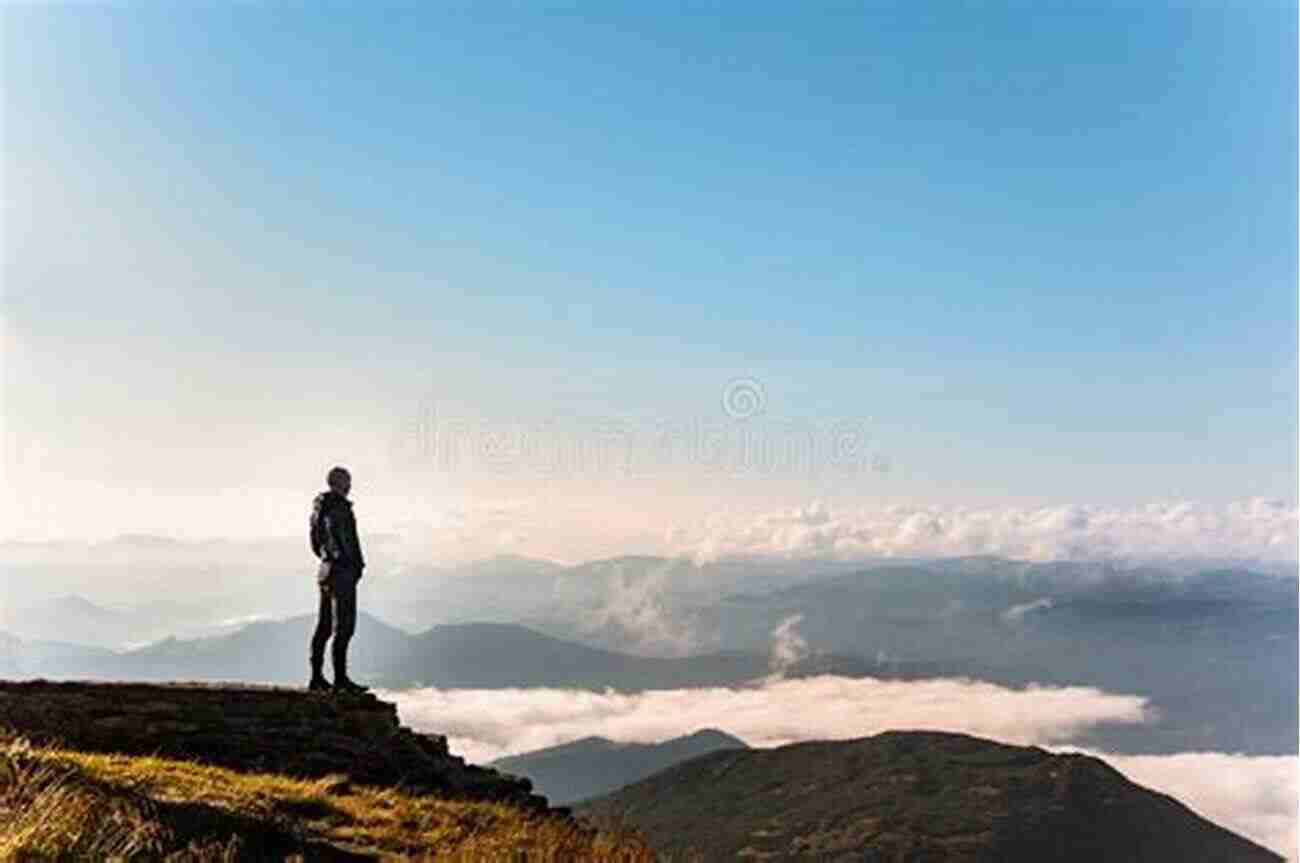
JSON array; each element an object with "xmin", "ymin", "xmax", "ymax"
[
  {"xmin": 324, "ymin": 507, "xmax": 364, "ymax": 579},
  {"xmin": 341, "ymin": 507, "xmax": 364, "ymax": 579},
  {"xmin": 353, "ymin": 508, "xmax": 365, "ymax": 575}
]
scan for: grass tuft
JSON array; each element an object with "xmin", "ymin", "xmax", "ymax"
[{"xmin": 0, "ymin": 734, "xmax": 653, "ymax": 861}]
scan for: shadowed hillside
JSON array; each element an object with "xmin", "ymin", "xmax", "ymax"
[{"xmin": 579, "ymin": 729, "xmax": 1284, "ymax": 862}]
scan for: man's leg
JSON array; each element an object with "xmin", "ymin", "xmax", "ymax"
[
  {"xmin": 330, "ymin": 567, "xmax": 359, "ymax": 686},
  {"xmin": 309, "ymin": 581, "xmax": 334, "ymax": 685}
]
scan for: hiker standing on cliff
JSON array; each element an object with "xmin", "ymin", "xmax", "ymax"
[{"xmin": 308, "ymin": 466, "xmax": 369, "ymax": 694}]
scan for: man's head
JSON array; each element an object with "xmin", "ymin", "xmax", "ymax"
[{"xmin": 327, "ymin": 466, "xmax": 352, "ymax": 497}]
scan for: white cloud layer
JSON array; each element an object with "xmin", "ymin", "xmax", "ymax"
[
  {"xmin": 387, "ymin": 678, "xmax": 1295, "ymax": 859},
  {"xmin": 672, "ymin": 499, "xmax": 1299, "ymax": 564},
  {"xmin": 386, "ymin": 674, "xmax": 1152, "ymax": 762}
]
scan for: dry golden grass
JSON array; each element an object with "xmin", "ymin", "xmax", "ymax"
[{"xmin": 0, "ymin": 735, "xmax": 654, "ymax": 861}]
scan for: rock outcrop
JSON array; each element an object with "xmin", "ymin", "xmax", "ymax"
[{"xmin": 0, "ymin": 679, "xmax": 547, "ymax": 811}]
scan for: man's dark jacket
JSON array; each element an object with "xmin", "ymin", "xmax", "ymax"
[{"xmin": 310, "ymin": 491, "xmax": 365, "ymax": 578}]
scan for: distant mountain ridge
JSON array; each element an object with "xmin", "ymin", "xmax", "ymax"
[
  {"xmin": 369, "ymin": 553, "xmax": 850, "ymax": 652},
  {"xmin": 492, "ymin": 729, "xmax": 747, "ymax": 805},
  {"xmin": 0, "ymin": 616, "xmax": 873, "ymax": 692},
  {"xmin": 713, "ymin": 561, "xmax": 1298, "ymax": 755},
  {"xmin": 578, "ymin": 729, "xmax": 1285, "ymax": 862},
  {"xmin": 5, "ymin": 553, "xmax": 1295, "ymax": 755}
]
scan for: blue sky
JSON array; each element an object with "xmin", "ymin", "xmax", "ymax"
[{"xmin": 3, "ymin": 3, "xmax": 1296, "ymax": 549}]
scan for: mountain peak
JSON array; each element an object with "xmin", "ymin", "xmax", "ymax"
[
  {"xmin": 681, "ymin": 727, "xmax": 748, "ymax": 747},
  {"xmin": 579, "ymin": 729, "xmax": 1284, "ymax": 862},
  {"xmin": 48, "ymin": 594, "xmax": 113, "ymax": 614}
]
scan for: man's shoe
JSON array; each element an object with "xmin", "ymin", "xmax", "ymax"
[
  {"xmin": 333, "ymin": 676, "xmax": 369, "ymax": 695},
  {"xmin": 307, "ymin": 674, "xmax": 332, "ymax": 693}
]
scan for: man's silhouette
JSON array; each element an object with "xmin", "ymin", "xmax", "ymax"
[{"xmin": 308, "ymin": 466, "xmax": 368, "ymax": 694}]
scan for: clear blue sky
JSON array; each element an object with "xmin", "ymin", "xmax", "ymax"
[{"xmin": 3, "ymin": 2, "xmax": 1296, "ymax": 543}]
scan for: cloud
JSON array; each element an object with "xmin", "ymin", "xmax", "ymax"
[
  {"xmin": 569, "ymin": 558, "xmax": 703, "ymax": 656},
  {"xmin": 385, "ymin": 679, "xmax": 1294, "ymax": 859},
  {"xmin": 769, "ymin": 613, "xmax": 809, "ymax": 673},
  {"xmin": 672, "ymin": 499, "xmax": 1299, "ymax": 565},
  {"xmin": 1001, "ymin": 597, "xmax": 1054, "ymax": 624},
  {"xmin": 215, "ymin": 612, "xmax": 272, "ymax": 629},
  {"xmin": 384, "ymin": 675, "xmax": 1152, "ymax": 765}
]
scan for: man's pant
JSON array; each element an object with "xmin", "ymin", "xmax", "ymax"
[{"xmin": 310, "ymin": 566, "xmax": 358, "ymax": 680}]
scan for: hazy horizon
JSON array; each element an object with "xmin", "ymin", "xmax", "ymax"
[{"xmin": 2, "ymin": 504, "xmax": 1296, "ymax": 570}]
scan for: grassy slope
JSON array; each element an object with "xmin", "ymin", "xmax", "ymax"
[
  {"xmin": 579, "ymin": 731, "xmax": 1284, "ymax": 862},
  {"xmin": 0, "ymin": 734, "xmax": 652, "ymax": 861}
]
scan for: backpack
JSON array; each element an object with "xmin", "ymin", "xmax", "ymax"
[{"xmin": 309, "ymin": 494, "xmax": 330, "ymax": 559}]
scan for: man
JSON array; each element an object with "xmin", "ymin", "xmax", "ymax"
[{"xmin": 308, "ymin": 466, "xmax": 369, "ymax": 694}]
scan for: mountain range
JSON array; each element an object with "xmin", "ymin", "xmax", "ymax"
[
  {"xmin": 3, "ymin": 552, "xmax": 1294, "ymax": 755},
  {"xmin": 712, "ymin": 560, "xmax": 1298, "ymax": 754},
  {"xmin": 0, "ymin": 615, "xmax": 870, "ymax": 691}
]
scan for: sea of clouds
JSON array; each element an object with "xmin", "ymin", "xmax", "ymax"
[
  {"xmin": 386, "ymin": 677, "xmax": 1297, "ymax": 860},
  {"xmin": 385, "ymin": 675, "xmax": 1155, "ymax": 763},
  {"xmin": 671, "ymin": 498, "xmax": 1298, "ymax": 565}
]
